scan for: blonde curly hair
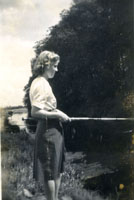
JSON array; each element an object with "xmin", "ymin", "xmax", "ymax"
[{"xmin": 32, "ymin": 50, "xmax": 60, "ymax": 76}]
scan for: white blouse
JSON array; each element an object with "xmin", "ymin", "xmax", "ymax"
[{"xmin": 29, "ymin": 76, "xmax": 57, "ymax": 111}]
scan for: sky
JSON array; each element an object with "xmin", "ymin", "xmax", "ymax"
[{"xmin": 0, "ymin": 0, "xmax": 72, "ymax": 107}]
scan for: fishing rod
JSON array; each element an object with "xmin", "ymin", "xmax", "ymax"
[
  {"xmin": 22, "ymin": 117, "xmax": 134, "ymax": 121},
  {"xmin": 70, "ymin": 117, "xmax": 134, "ymax": 121}
]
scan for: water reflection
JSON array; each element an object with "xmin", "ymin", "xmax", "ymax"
[{"xmin": 65, "ymin": 121, "xmax": 134, "ymax": 200}]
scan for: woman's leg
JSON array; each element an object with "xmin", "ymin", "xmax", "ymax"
[
  {"xmin": 55, "ymin": 173, "xmax": 62, "ymax": 200},
  {"xmin": 44, "ymin": 180, "xmax": 55, "ymax": 200}
]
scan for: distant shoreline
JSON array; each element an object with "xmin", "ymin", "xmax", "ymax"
[{"xmin": 3, "ymin": 106, "xmax": 27, "ymax": 114}]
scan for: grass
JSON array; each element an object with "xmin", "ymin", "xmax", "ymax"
[
  {"xmin": 1, "ymin": 129, "xmax": 110, "ymax": 200},
  {"xmin": 2, "ymin": 130, "xmax": 35, "ymax": 200}
]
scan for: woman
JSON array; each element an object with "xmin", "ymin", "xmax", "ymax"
[{"xmin": 29, "ymin": 50, "xmax": 70, "ymax": 200}]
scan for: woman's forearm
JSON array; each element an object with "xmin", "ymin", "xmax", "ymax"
[
  {"xmin": 31, "ymin": 106, "xmax": 70, "ymax": 122},
  {"xmin": 31, "ymin": 106, "xmax": 60, "ymax": 119}
]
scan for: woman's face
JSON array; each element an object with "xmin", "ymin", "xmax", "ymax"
[{"xmin": 44, "ymin": 59, "xmax": 59, "ymax": 79}]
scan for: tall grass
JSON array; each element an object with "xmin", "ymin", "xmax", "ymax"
[
  {"xmin": 1, "ymin": 130, "xmax": 35, "ymax": 199},
  {"xmin": 1, "ymin": 129, "xmax": 109, "ymax": 200}
]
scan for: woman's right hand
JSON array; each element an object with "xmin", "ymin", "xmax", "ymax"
[{"xmin": 56, "ymin": 109, "xmax": 71, "ymax": 122}]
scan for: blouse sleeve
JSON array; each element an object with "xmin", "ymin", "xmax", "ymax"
[{"xmin": 30, "ymin": 78, "xmax": 52, "ymax": 111}]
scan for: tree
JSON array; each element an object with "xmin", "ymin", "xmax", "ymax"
[
  {"xmin": 24, "ymin": 0, "xmax": 133, "ymax": 151},
  {"xmin": 24, "ymin": 0, "xmax": 133, "ymax": 117}
]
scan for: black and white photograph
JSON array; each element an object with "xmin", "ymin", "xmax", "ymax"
[{"xmin": 1, "ymin": 0, "xmax": 134, "ymax": 200}]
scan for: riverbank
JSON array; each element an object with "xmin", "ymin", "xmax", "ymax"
[
  {"xmin": 1, "ymin": 129, "xmax": 113, "ymax": 200},
  {"xmin": 1, "ymin": 111, "xmax": 134, "ymax": 200}
]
